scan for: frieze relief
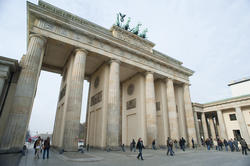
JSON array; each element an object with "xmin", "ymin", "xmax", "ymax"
[{"xmin": 35, "ymin": 19, "xmax": 189, "ymax": 82}]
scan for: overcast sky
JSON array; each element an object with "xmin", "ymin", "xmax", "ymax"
[{"xmin": 0, "ymin": 0, "xmax": 249, "ymax": 134}]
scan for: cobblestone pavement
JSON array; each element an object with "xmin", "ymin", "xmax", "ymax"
[{"xmin": 18, "ymin": 147, "xmax": 250, "ymax": 166}]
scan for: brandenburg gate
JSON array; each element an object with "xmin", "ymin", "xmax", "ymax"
[{"xmin": 0, "ymin": 0, "xmax": 198, "ymax": 152}]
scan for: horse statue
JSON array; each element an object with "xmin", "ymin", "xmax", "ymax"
[
  {"xmin": 139, "ymin": 28, "xmax": 148, "ymax": 38},
  {"xmin": 123, "ymin": 17, "xmax": 131, "ymax": 30},
  {"xmin": 131, "ymin": 23, "xmax": 142, "ymax": 35}
]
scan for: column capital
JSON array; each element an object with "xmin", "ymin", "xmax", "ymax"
[
  {"xmin": 29, "ymin": 34, "xmax": 47, "ymax": 43},
  {"xmin": 75, "ymin": 48, "xmax": 88, "ymax": 54},
  {"xmin": 109, "ymin": 59, "xmax": 120, "ymax": 64},
  {"xmin": 144, "ymin": 71, "xmax": 154, "ymax": 76},
  {"xmin": 234, "ymin": 106, "xmax": 241, "ymax": 110}
]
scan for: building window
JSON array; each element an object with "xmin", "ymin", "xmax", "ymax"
[{"xmin": 229, "ymin": 114, "xmax": 237, "ymax": 121}]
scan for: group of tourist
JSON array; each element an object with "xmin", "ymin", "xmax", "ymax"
[
  {"xmin": 128, "ymin": 136, "xmax": 248, "ymax": 160},
  {"xmin": 33, "ymin": 136, "xmax": 51, "ymax": 159},
  {"xmin": 202, "ymin": 137, "xmax": 248, "ymax": 155}
]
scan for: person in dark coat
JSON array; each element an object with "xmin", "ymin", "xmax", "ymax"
[
  {"xmin": 180, "ymin": 137, "xmax": 186, "ymax": 151},
  {"xmin": 240, "ymin": 138, "xmax": 248, "ymax": 155},
  {"xmin": 152, "ymin": 139, "xmax": 156, "ymax": 150},
  {"xmin": 43, "ymin": 137, "xmax": 50, "ymax": 159},
  {"xmin": 205, "ymin": 138, "xmax": 211, "ymax": 150},
  {"xmin": 136, "ymin": 138, "xmax": 144, "ymax": 160},
  {"xmin": 131, "ymin": 139, "xmax": 136, "ymax": 152},
  {"xmin": 228, "ymin": 139, "xmax": 235, "ymax": 152},
  {"xmin": 223, "ymin": 139, "xmax": 228, "ymax": 151},
  {"xmin": 192, "ymin": 138, "xmax": 195, "ymax": 149}
]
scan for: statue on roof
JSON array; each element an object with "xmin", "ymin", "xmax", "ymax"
[
  {"xmin": 131, "ymin": 23, "xmax": 142, "ymax": 35},
  {"xmin": 139, "ymin": 28, "xmax": 148, "ymax": 39},
  {"xmin": 123, "ymin": 17, "xmax": 131, "ymax": 30}
]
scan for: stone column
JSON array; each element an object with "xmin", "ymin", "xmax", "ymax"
[
  {"xmin": 0, "ymin": 34, "xmax": 46, "ymax": 152},
  {"xmin": 235, "ymin": 107, "xmax": 250, "ymax": 144},
  {"xmin": 63, "ymin": 48, "xmax": 87, "ymax": 151},
  {"xmin": 107, "ymin": 59, "xmax": 120, "ymax": 148},
  {"xmin": 145, "ymin": 72, "xmax": 157, "ymax": 146},
  {"xmin": 166, "ymin": 78, "xmax": 179, "ymax": 140},
  {"xmin": 208, "ymin": 117, "xmax": 216, "ymax": 139},
  {"xmin": 216, "ymin": 110, "xmax": 227, "ymax": 140},
  {"xmin": 194, "ymin": 112, "xmax": 201, "ymax": 145},
  {"xmin": 201, "ymin": 112, "xmax": 209, "ymax": 139},
  {"xmin": 176, "ymin": 86, "xmax": 187, "ymax": 140},
  {"xmin": 160, "ymin": 80, "xmax": 170, "ymax": 142},
  {"xmin": 183, "ymin": 84, "xmax": 197, "ymax": 145}
]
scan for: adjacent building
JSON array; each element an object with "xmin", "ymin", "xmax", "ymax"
[{"xmin": 193, "ymin": 78, "xmax": 250, "ymax": 145}]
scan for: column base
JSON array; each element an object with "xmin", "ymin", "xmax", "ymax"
[{"xmin": 0, "ymin": 147, "xmax": 22, "ymax": 154}]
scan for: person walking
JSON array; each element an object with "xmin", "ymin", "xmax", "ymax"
[
  {"xmin": 233, "ymin": 138, "xmax": 239, "ymax": 152},
  {"xmin": 240, "ymin": 138, "xmax": 248, "ymax": 155},
  {"xmin": 218, "ymin": 139, "xmax": 223, "ymax": 151},
  {"xmin": 34, "ymin": 137, "xmax": 41, "ymax": 156},
  {"xmin": 136, "ymin": 138, "xmax": 144, "ymax": 160},
  {"xmin": 228, "ymin": 139, "xmax": 234, "ymax": 152},
  {"xmin": 205, "ymin": 138, "xmax": 211, "ymax": 150},
  {"xmin": 166, "ymin": 137, "xmax": 174, "ymax": 156},
  {"xmin": 43, "ymin": 137, "xmax": 50, "ymax": 159},
  {"xmin": 174, "ymin": 139, "xmax": 178, "ymax": 149},
  {"xmin": 214, "ymin": 138, "xmax": 218, "ymax": 151},
  {"xmin": 152, "ymin": 139, "xmax": 156, "ymax": 150},
  {"xmin": 192, "ymin": 138, "xmax": 195, "ymax": 149},
  {"xmin": 223, "ymin": 139, "xmax": 228, "ymax": 151},
  {"xmin": 132, "ymin": 139, "xmax": 136, "ymax": 152},
  {"xmin": 35, "ymin": 139, "xmax": 41, "ymax": 159},
  {"xmin": 180, "ymin": 137, "xmax": 186, "ymax": 151}
]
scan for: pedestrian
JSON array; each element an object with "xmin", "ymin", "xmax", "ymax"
[
  {"xmin": 152, "ymin": 139, "xmax": 156, "ymax": 150},
  {"xmin": 22, "ymin": 144, "xmax": 27, "ymax": 156},
  {"xmin": 214, "ymin": 138, "xmax": 218, "ymax": 151},
  {"xmin": 132, "ymin": 139, "xmax": 136, "ymax": 152},
  {"xmin": 34, "ymin": 136, "xmax": 41, "ymax": 156},
  {"xmin": 201, "ymin": 137, "xmax": 205, "ymax": 146},
  {"xmin": 43, "ymin": 137, "xmax": 50, "ymax": 159},
  {"xmin": 228, "ymin": 139, "xmax": 234, "ymax": 152},
  {"xmin": 223, "ymin": 139, "xmax": 228, "ymax": 151},
  {"xmin": 166, "ymin": 137, "xmax": 174, "ymax": 156},
  {"xmin": 205, "ymin": 138, "xmax": 211, "ymax": 150},
  {"xmin": 35, "ymin": 139, "xmax": 41, "ymax": 159},
  {"xmin": 233, "ymin": 138, "xmax": 239, "ymax": 152},
  {"xmin": 136, "ymin": 138, "xmax": 144, "ymax": 160},
  {"xmin": 192, "ymin": 138, "xmax": 195, "ymax": 149},
  {"xmin": 181, "ymin": 137, "xmax": 186, "ymax": 151},
  {"xmin": 240, "ymin": 138, "xmax": 248, "ymax": 155},
  {"xmin": 121, "ymin": 144, "xmax": 125, "ymax": 152},
  {"xmin": 218, "ymin": 139, "xmax": 223, "ymax": 151},
  {"xmin": 174, "ymin": 139, "xmax": 178, "ymax": 149}
]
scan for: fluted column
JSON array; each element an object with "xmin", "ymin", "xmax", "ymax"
[
  {"xmin": 194, "ymin": 112, "xmax": 201, "ymax": 145},
  {"xmin": 107, "ymin": 59, "xmax": 120, "ymax": 148},
  {"xmin": 208, "ymin": 117, "xmax": 216, "ymax": 139},
  {"xmin": 0, "ymin": 34, "xmax": 46, "ymax": 152},
  {"xmin": 183, "ymin": 84, "xmax": 197, "ymax": 145},
  {"xmin": 63, "ymin": 48, "xmax": 87, "ymax": 151},
  {"xmin": 235, "ymin": 107, "xmax": 250, "ymax": 144},
  {"xmin": 166, "ymin": 78, "xmax": 179, "ymax": 140},
  {"xmin": 201, "ymin": 112, "xmax": 209, "ymax": 139},
  {"xmin": 145, "ymin": 72, "xmax": 157, "ymax": 146},
  {"xmin": 216, "ymin": 110, "xmax": 227, "ymax": 140}
]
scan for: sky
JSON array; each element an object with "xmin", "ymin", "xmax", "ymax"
[{"xmin": 0, "ymin": 0, "xmax": 250, "ymax": 134}]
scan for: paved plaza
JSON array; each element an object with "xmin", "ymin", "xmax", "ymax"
[{"xmin": 17, "ymin": 147, "xmax": 250, "ymax": 166}]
